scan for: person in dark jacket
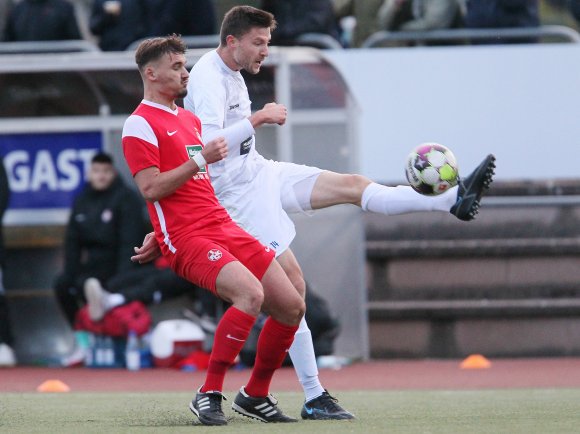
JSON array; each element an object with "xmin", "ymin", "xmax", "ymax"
[
  {"xmin": 89, "ymin": 0, "xmax": 149, "ymax": 51},
  {"xmin": 53, "ymin": 152, "xmax": 149, "ymax": 328},
  {"xmin": 147, "ymin": 0, "xmax": 216, "ymax": 38},
  {"xmin": 570, "ymin": 0, "xmax": 580, "ymax": 23},
  {"xmin": 0, "ymin": 155, "xmax": 16, "ymax": 366},
  {"xmin": 464, "ymin": 0, "xmax": 540, "ymax": 43},
  {"xmin": 3, "ymin": 0, "xmax": 81, "ymax": 42},
  {"xmin": 261, "ymin": 0, "xmax": 341, "ymax": 46}
]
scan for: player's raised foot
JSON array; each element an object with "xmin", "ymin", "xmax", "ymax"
[
  {"xmin": 450, "ymin": 154, "xmax": 496, "ymax": 221},
  {"xmin": 232, "ymin": 387, "xmax": 297, "ymax": 423},
  {"xmin": 301, "ymin": 390, "xmax": 355, "ymax": 420},
  {"xmin": 83, "ymin": 277, "xmax": 110, "ymax": 321},
  {"xmin": 189, "ymin": 388, "xmax": 228, "ymax": 426}
]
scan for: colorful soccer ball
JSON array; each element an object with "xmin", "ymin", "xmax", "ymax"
[{"xmin": 405, "ymin": 143, "xmax": 459, "ymax": 196}]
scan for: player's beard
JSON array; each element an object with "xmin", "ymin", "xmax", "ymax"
[{"xmin": 177, "ymin": 88, "xmax": 188, "ymax": 99}]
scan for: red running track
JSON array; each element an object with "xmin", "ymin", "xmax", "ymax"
[{"xmin": 1, "ymin": 358, "xmax": 580, "ymax": 393}]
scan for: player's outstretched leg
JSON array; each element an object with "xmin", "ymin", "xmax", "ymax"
[{"xmin": 450, "ymin": 154, "xmax": 496, "ymax": 221}]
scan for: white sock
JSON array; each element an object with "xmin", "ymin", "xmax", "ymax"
[
  {"xmin": 105, "ymin": 293, "xmax": 126, "ymax": 311},
  {"xmin": 288, "ymin": 317, "xmax": 325, "ymax": 402},
  {"xmin": 361, "ymin": 182, "xmax": 458, "ymax": 215}
]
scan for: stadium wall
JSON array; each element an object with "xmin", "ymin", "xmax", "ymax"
[{"xmin": 325, "ymin": 44, "xmax": 580, "ymax": 184}]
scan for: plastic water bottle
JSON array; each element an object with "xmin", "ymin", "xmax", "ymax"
[
  {"xmin": 95, "ymin": 335, "xmax": 105, "ymax": 367},
  {"xmin": 85, "ymin": 333, "xmax": 95, "ymax": 367},
  {"xmin": 125, "ymin": 330, "xmax": 141, "ymax": 371},
  {"xmin": 103, "ymin": 336, "xmax": 115, "ymax": 367}
]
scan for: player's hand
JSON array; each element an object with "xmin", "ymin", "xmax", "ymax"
[
  {"xmin": 260, "ymin": 102, "xmax": 287, "ymax": 126},
  {"xmin": 202, "ymin": 136, "xmax": 228, "ymax": 164},
  {"xmin": 131, "ymin": 232, "xmax": 161, "ymax": 264}
]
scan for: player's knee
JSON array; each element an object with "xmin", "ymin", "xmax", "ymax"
[
  {"xmin": 341, "ymin": 174, "xmax": 371, "ymax": 203},
  {"xmin": 245, "ymin": 285, "xmax": 265, "ymax": 312},
  {"xmin": 282, "ymin": 297, "xmax": 306, "ymax": 326},
  {"xmin": 229, "ymin": 283, "xmax": 264, "ymax": 316}
]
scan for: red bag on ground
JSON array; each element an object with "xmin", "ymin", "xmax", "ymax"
[{"xmin": 75, "ymin": 301, "xmax": 151, "ymax": 337}]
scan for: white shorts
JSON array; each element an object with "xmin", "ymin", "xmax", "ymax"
[{"xmin": 215, "ymin": 159, "xmax": 322, "ymax": 257}]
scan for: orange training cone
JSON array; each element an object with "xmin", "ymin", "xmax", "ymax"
[
  {"xmin": 36, "ymin": 379, "xmax": 71, "ymax": 393},
  {"xmin": 460, "ymin": 354, "xmax": 491, "ymax": 370}
]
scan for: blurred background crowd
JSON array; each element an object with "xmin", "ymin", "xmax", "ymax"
[{"xmin": 0, "ymin": 0, "xmax": 578, "ymax": 50}]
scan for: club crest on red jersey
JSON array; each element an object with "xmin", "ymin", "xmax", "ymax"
[{"xmin": 207, "ymin": 249, "xmax": 222, "ymax": 261}]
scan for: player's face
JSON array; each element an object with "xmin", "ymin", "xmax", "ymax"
[
  {"xmin": 231, "ymin": 27, "xmax": 270, "ymax": 75},
  {"xmin": 154, "ymin": 52, "xmax": 189, "ymax": 99},
  {"xmin": 88, "ymin": 162, "xmax": 116, "ymax": 191}
]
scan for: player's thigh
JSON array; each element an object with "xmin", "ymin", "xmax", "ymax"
[
  {"xmin": 259, "ymin": 259, "xmax": 305, "ymax": 326},
  {"xmin": 310, "ymin": 171, "xmax": 372, "ymax": 209},
  {"xmin": 276, "ymin": 248, "xmax": 306, "ymax": 298},
  {"xmin": 214, "ymin": 260, "xmax": 264, "ymax": 314},
  {"xmin": 275, "ymin": 160, "xmax": 322, "ymax": 213}
]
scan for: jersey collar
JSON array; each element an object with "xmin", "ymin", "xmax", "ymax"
[{"xmin": 141, "ymin": 99, "xmax": 179, "ymax": 115}]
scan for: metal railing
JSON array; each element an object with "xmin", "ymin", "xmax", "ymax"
[
  {"xmin": 484, "ymin": 195, "xmax": 580, "ymax": 208},
  {"xmin": 127, "ymin": 33, "xmax": 343, "ymax": 51},
  {"xmin": 361, "ymin": 25, "xmax": 580, "ymax": 48},
  {"xmin": 0, "ymin": 40, "xmax": 100, "ymax": 54},
  {"xmin": 295, "ymin": 33, "xmax": 344, "ymax": 50},
  {"xmin": 126, "ymin": 34, "xmax": 220, "ymax": 51}
]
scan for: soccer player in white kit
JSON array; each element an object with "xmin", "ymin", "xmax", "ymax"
[{"xmin": 135, "ymin": 6, "xmax": 495, "ymax": 421}]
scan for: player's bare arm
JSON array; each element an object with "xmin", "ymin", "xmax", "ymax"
[
  {"xmin": 249, "ymin": 102, "xmax": 287, "ymax": 127},
  {"xmin": 134, "ymin": 136, "xmax": 227, "ymax": 202}
]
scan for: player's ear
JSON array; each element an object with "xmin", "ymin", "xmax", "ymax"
[
  {"xmin": 144, "ymin": 64, "xmax": 157, "ymax": 81},
  {"xmin": 225, "ymin": 34, "xmax": 237, "ymax": 48}
]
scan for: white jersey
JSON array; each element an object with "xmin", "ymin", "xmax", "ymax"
[
  {"xmin": 185, "ymin": 50, "xmax": 322, "ymax": 256},
  {"xmin": 184, "ymin": 50, "xmax": 266, "ymax": 195}
]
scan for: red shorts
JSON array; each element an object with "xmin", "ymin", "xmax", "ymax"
[{"xmin": 169, "ymin": 219, "xmax": 275, "ymax": 295}]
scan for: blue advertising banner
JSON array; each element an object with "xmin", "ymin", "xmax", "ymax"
[{"xmin": 0, "ymin": 132, "xmax": 102, "ymax": 210}]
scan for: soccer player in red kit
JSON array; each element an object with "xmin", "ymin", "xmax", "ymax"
[{"xmin": 121, "ymin": 35, "xmax": 304, "ymax": 426}]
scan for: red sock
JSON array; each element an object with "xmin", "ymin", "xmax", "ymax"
[
  {"xmin": 201, "ymin": 306, "xmax": 256, "ymax": 392},
  {"xmin": 244, "ymin": 317, "xmax": 298, "ymax": 398}
]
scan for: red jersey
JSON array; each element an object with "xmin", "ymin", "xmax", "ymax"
[{"xmin": 122, "ymin": 100, "xmax": 232, "ymax": 258}]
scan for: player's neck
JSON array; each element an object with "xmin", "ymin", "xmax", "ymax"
[
  {"xmin": 217, "ymin": 46, "xmax": 240, "ymax": 72},
  {"xmin": 143, "ymin": 90, "xmax": 177, "ymax": 111}
]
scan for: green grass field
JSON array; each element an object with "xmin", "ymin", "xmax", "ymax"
[{"xmin": 1, "ymin": 389, "xmax": 579, "ymax": 434}]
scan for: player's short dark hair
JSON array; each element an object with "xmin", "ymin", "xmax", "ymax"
[
  {"xmin": 91, "ymin": 152, "xmax": 113, "ymax": 165},
  {"xmin": 220, "ymin": 6, "xmax": 277, "ymax": 46},
  {"xmin": 134, "ymin": 34, "xmax": 187, "ymax": 71}
]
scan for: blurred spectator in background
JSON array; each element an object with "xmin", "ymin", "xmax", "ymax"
[
  {"xmin": 378, "ymin": 0, "xmax": 464, "ymax": 33},
  {"xmin": 53, "ymin": 152, "xmax": 149, "ymax": 364},
  {"xmin": 0, "ymin": 0, "xmax": 14, "ymax": 42},
  {"xmin": 4, "ymin": 0, "xmax": 81, "ymax": 42},
  {"xmin": 215, "ymin": 0, "xmax": 260, "ymax": 31},
  {"xmin": 464, "ymin": 0, "xmax": 540, "ymax": 43},
  {"xmin": 332, "ymin": 0, "xmax": 384, "ymax": 47},
  {"xmin": 83, "ymin": 254, "xmax": 207, "ymax": 323},
  {"xmin": 148, "ymin": 0, "xmax": 216, "ymax": 38},
  {"xmin": 89, "ymin": 0, "xmax": 149, "ymax": 51},
  {"xmin": 0, "ymin": 155, "xmax": 15, "ymax": 367},
  {"xmin": 570, "ymin": 0, "xmax": 580, "ymax": 22},
  {"xmin": 261, "ymin": 0, "xmax": 341, "ymax": 46}
]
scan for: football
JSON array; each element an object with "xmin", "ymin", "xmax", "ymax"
[{"xmin": 405, "ymin": 143, "xmax": 459, "ymax": 195}]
